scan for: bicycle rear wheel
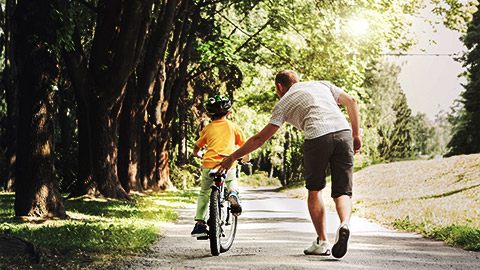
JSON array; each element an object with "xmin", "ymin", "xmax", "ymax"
[{"xmin": 208, "ymin": 189, "xmax": 221, "ymax": 256}]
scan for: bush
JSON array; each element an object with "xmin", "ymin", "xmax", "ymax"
[{"xmin": 169, "ymin": 164, "xmax": 201, "ymax": 189}]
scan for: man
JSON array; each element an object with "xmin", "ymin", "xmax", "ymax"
[{"xmin": 215, "ymin": 70, "xmax": 361, "ymax": 259}]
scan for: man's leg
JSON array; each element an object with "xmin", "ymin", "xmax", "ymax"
[
  {"xmin": 333, "ymin": 195, "xmax": 352, "ymax": 224},
  {"xmin": 307, "ymin": 190, "xmax": 328, "ymax": 241},
  {"xmin": 331, "ymin": 194, "xmax": 352, "ymax": 258}
]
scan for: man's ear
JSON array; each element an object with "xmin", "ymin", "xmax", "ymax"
[{"xmin": 276, "ymin": 83, "xmax": 283, "ymax": 92}]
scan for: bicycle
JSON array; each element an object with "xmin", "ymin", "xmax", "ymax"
[
  {"xmin": 196, "ymin": 159, "xmax": 248, "ymax": 256},
  {"xmin": 205, "ymin": 168, "xmax": 238, "ymax": 256}
]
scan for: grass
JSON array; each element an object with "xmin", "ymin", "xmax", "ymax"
[
  {"xmin": 0, "ymin": 189, "xmax": 197, "ymax": 269},
  {"xmin": 284, "ymin": 154, "xmax": 480, "ymax": 251},
  {"xmin": 238, "ymin": 171, "xmax": 282, "ymax": 187}
]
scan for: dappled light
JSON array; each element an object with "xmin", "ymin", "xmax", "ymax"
[{"xmin": 348, "ymin": 18, "xmax": 369, "ymax": 36}]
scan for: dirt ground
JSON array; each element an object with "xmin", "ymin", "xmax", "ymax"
[{"xmin": 112, "ymin": 187, "xmax": 480, "ymax": 270}]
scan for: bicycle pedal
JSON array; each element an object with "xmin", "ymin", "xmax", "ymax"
[{"xmin": 196, "ymin": 236, "xmax": 209, "ymax": 240}]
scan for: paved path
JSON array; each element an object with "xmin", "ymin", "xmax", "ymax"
[{"xmin": 116, "ymin": 187, "xmax": 480, "ymax": 269}]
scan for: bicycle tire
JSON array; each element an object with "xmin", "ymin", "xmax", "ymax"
[
  {"xmin": 208, "ymin": 189, "xmax": 221, "ymax": 256},
  {"xmin": 219, "ymin": 207, "xmax": 237, "ymax": 252}
]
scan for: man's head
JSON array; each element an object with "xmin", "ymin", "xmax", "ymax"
[{"xmin": 275, "ymin": 70, "xmax": 300, "ymax": 98}]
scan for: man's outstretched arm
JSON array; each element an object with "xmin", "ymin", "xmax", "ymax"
[{"xmin": 215, "ymin": 124, "xmax": 279, "ymax": 174}]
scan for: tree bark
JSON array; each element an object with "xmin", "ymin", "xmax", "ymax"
[
  {"xmin": 118, "ymin": 77, "xmax": 143, "ymax": 192},
  {"xmin": 13, "ymin": 0, "xmax": 66, "ymax": 218},
  {"xmin": 3, "ymin": 0, "xmax": 17, "ymax": 192},
  {"xmin": 156, "ymin": 128, "xmax": 173, "ymax": 190},
  {"xmin": 177, "ymin": 86, "xmax": 188, "ymax": 166}
]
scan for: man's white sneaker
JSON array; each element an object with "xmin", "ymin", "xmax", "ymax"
[
  {"xmin": 303, "ymin": 238, "xmax": 331, "ymax": 255},
  {"xmin": 332, "ymin": 222, "xmax": 350, "ymax": 258}
]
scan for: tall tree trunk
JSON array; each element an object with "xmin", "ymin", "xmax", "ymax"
[
  {"xmin": 13, "ymin": 0, "xmax": 65, "ymax": 218},
  {"xmin": 177, "ymin": 86, "xmax": 188, "ymax": 166},
  {"xmin": 3, "ymin": 0, "xmax": 17, "ymax": 192},
  {"xmin": 156, "ymin": 128, "xmax": 173, "ymax": 190},
  {"xmin": 91, "ymin": 98, "xmax": 130, "ymax": 199},
  {"xmin": 56, "ymin": 82, "xmax": 77, "ymax": 192},
  {"xmin": 141, "ymin": 120, "xmax": 157, "ymax": 189},
  {"xmin": 118, "ymin": 78, "xmax": 143, "ymax": 192}
]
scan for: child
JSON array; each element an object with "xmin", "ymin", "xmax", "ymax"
[{"xmin": 191, "ymin": 95, "xmax": 249, "ymax": 237}]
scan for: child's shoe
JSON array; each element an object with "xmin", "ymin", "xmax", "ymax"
[
  {"xmin": 228, "ymin": 191, "xmax": 242, "ymax": 216},
  {"xmin": 191, "ymin": 223, "xmax": 208, "ymax": 237}
]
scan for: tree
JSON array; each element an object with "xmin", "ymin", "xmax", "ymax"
[
  {"xmin": 408, "ymin": 113, "xmax": 450, "ymax": 157},
  {"xmin": 362, "ymin": 60, "xmax": 404, "ymax": 160},
  {"xmin": 12, "ymin": 0, "xmax": 66, "ymax": 217},
  {"xmin": 447, "ymin": 3, "xmax": 480, "ymax": 156},
  {"xmin": 379, "ymin": 91, "xmax": 413, "ymax": 161},
  {"xmin": 58, "ymin": 0, "xmax": 158, "ymax": 199},
  {"xmin": 1, "ymin": 0, "xmax": 17, "ymax": 192}
]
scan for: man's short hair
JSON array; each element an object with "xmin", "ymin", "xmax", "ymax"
[{"xmin": 275, "ymin": 70, "xmax": 300, "ymax": 89}]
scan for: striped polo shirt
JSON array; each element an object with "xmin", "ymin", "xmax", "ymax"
[{"xmin": 269, "ymin": 81, "xmax": 351, "ymax": 140}]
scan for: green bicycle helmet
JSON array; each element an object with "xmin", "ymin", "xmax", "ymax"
[{"xmin": 205, "ymin": 95, "xmax": 232, "ymax": 116}]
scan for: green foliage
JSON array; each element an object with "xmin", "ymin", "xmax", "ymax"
[
  {"xmin": 447, "ymin": 2, "xmax": 480, "ymax": 156},
  {"xmin": 362, "ymin": 60, "xmax": 415, "ymax": 162},
  {"xmin": 169, "ymin": 164, "xmax": 201, "ymax": 189},
  {"xmin": 387, "ymin": 91, "xmax": 413, "ymax": 160},
  {"xmin": 408, "ymin": 112, "xmax": 450, "ymax": 157},
  {"xmin": 431, "ymin": 0, "xmax": 479, "ymax": 33}
]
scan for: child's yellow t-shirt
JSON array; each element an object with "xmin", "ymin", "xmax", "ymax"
[{"xmin": 195, "ymin": 119, "xmax": 246, "ymax": 169}]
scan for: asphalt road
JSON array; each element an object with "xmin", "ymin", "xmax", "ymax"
[{"xmin": 115, "ymin": 187, "xmax": 480, "ymax": 270}]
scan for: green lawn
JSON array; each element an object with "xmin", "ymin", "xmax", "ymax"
[{"xmin": 0, "ymin": 190, "xmax": 197, "ymax": 269}]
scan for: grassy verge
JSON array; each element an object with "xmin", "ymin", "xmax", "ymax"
[
  {"xmin": 0, "ymin": 190, "xmax": 197, "ymax": 269},
  {"xmin": 238, "ymin": 171, "xmax": 282, "ymax": 187},
  {"xmin": 284, "ymin": 154, "xmax": 480, "ymax": 251}
]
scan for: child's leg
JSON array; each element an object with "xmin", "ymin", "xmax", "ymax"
[
  {"xmin": 194, "ymin": 168, "xmax": 213, "ymax": 222},
  {"xmin": 225, "ymin": 168, "xmax": 238, "ymax": 194},
  {"xmin": 225, "ymin": 168, "xmax": 242, "ymax": 216}
]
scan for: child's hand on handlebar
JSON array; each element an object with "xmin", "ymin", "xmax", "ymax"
[{"xmin": 194, "ymin": 151, "xmax": 203, "ymax": 159}]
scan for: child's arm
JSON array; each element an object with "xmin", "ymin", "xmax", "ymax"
[{"xmin": 193, "ymin": 144, "xmax": 203, "ymax": 159}]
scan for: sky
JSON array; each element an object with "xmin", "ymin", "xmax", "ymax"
[{"xmin": 386, "ymin": 9, "xmax": 467, "ymax": 121}]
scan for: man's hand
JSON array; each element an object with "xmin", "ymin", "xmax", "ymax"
[
  {"xmin": 214, "ymin": 154, "xmax": 235, "ymax": 175},
  {"xmin": 353, "ymin": 136, "xmax": 362, "ymax": 155}
]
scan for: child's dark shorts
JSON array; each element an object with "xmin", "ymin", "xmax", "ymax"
[{"xmin": 303, "ymin": 129, "xmax": 354, "ymax": 198}]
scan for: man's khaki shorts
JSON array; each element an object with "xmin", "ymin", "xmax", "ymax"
[{"xmin": 304, "ymin": 130, "xmax": 353, "ymax": 198}]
